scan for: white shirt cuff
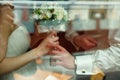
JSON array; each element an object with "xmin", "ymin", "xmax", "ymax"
[{"xmin": 75, "ymin": 55, "xmax": 94, "ymax": 75}]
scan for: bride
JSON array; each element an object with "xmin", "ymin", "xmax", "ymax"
[{"xmin": 0, "ymin": 4, "xmax": 59, "ymax": 80}]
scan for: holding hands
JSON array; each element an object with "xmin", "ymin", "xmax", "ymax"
[
  {"xmin": 50, "ymin": 45, "xmax": 76, "ymax": 69},
  {"xmin": 34, "ymin": 31, "xmax": 59, "ymax": 59},
  {"xmin": 35, "ymin": 32, "xmax": 76, "ymax": 70}
]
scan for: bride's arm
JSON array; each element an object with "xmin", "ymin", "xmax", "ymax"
[
  {"xmin": 0, "ymin": 26, "xmax": 9, "ymax": 62},
  {"xmin": 0, "ymin": 48, "xmax": 38, "ymax": 75},
  {"xmin": 0, "ymin": 31, "xmax": 59, "ymax": 75},
  {"xmin": 0, "ymin": 4, "xmax": 14, "ymax": 62}
]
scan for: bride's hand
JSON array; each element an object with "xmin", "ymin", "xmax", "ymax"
[
  {"xmin": 0, "ymin": 4, "xmax": 14, "ymax": 26},
  {"xmin": 0, "ymin": 4, "xmax": 15, "ymax": 36},
  {"xmin": 34, "ymin": 31, "xmax": 59, "ymax": 58}
]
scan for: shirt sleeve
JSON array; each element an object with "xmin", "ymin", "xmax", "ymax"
[
  {"xmin": 93, "ymin": 29, "xmax": 120, "ymax": 72},
  {"xmin": 75, "ymin": 55, "xmax": 94, "ymax": 75},
  {"xmin": 94, "ymin": 44, "xmax": 120, "ymax": 72},
  {"xmin": 75, "ymin": 29, "xmax": 120, "ymax": 75},
  {"xmin": 75, "ymin": 44, "xmax": 120, "ymax": 75}
]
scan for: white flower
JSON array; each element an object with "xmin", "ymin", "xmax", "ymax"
[
  {"xmin": 45, "ymin": 11, "xmax": 52, "ymax": 19},
  {"xmin": 33, "ymin": 3, "xmax": 68, "ymax": 22},
  {"xmin": 63, "ymin": 10, "xmax": 68, "ymax": 21},
  {"xmin": 54, "ymin": 7, "xmax": 64, "ymax": 20},
  {"xmin": 39, "ymin": 15, "xmax": 43, "ymax": 20},
  {"xmin": 32, "ymin": 14, "xmax": 39, "ymax": 20}
]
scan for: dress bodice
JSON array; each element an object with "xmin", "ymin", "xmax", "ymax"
[{"xmin": 7, "ymin": 26, "xmax": 30, "ymax": 57}]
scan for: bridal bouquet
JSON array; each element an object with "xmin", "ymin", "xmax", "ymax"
[{"xmin": 32, "ymin": 3, "xmax": 68, "ymax": 23}]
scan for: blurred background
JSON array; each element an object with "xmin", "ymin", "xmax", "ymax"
[{"xmin": 1, "ymin": 0, "xmax": 120, "ymax": 53}]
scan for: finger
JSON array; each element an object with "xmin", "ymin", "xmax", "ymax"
[
  {"xmin": 52, "ymin": 55, "xmax": 61, "ymax": 60},
  {"xmin": 51, "ymin": 36, "xmax": 59, "ymax": 42},
  {"xmin": 48, "ymin": 31, "xmax": 57, "ymax": 37},
  {"xmin": 82, "ymin": 39, "xmax": 97, "ymax": 50},
  {"xmin": 51, "ymin": 61, "xmax": 63, "ymax": 66},
  {"xmin": 47, "ymin": 41, "xmax": 59, "ymax": 48},
  {"xmin": 85, "ymin": 39, "xmax": 96, "ymax": 47},
  {"xmin": 6, "ymin": 14, "xmax": 14, "ymax": 22},
  {"xmin": 55, "ymin": 41, "xmax": 59, "ymax": 45},
  {"xmin": 7, "ymin": 4, "xmax": 14, "ymax": 10},
  {"xmin": 52, "ymin": 31, "xmax": 57, "ymax": 36},
  {"xmin": 47, "ymin": 37, "xmax": 59, "ymax": 48},
  {"xmin": 1, "ymin": 12, "xmax": 14, "ymax": 24},
  {"xmin": 2, "ymin": 20, "xmax": 13, "ymax": 27},
  {"xmin": 46, "ymin": 33, "xmax": 58, "ymax": 43},
  {"xmin": 50, "ymin": 50, "xmax": 63, "ymax": 55},
  {"xmin": 87, "ymin": 37, "xmax": 97, "ymax": 44},
  {"xmin": 54, "ymin": 45, "xmax": 67, "ymax": 52},
  {"xmin": 1, "ymin": 5, "xmax": 13, "ymax": 14},
  {"xmin": 2, "ymin": 4, "xmax": 14, "ymax": 10}
]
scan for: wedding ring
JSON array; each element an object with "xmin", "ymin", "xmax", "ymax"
[{"xmin": 49, "ymin": 56, "xmax": 56, "ymax": 66}]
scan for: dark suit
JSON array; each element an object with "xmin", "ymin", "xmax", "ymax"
[
  {"xmin": 76, "ymin": 71, "xmax": 120, "ymax": 80},
  {"xmin": 104, "ymin": 71, "xmax": 120, "ymax": 80}
]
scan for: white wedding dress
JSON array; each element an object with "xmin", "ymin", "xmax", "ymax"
[{"xmin": 1, "ymin": 26, "xmax": 37, "ymax": 80}]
